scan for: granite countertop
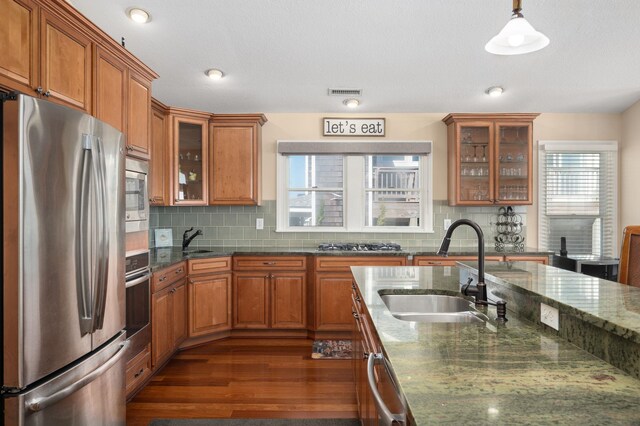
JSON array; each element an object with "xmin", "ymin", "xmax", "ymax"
[
  {"xmin": 149, "ymin": 246, "xmax": 553, "ymax": 272},
  {"xmin": 350, "ymin": 265, "xmax": 640, "ymax": 425}
]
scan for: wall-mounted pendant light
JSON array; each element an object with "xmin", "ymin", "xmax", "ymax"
[{"xmin": 485, "ymin": 0, "xmax": 549, "ymax": 55}]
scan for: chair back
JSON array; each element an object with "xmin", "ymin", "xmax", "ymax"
[{"xmin": 619, "ymin": 225, "xmax": 640, "ymax": 287}]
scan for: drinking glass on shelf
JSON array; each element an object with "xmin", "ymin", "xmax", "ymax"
[{"xmin": 481, "ymin": 145, "xmax": 487, "ymax": 162}]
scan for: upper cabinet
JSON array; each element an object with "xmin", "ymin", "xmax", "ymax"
[
  {"xmin": 443, "ymin": 113, "xmax": 539, "ymax": 206},
  {"xmin": 209, "ymin": 114, "xmax": 267, "ymax": 205},
  {"xmin": 0, "ymin": 0, "xmax": 93, "ymax": 112},
  {"xmin": 125, "ymin": 70, "xmax": 151, "ymax": 159},
  {"xmin": 169, "ymin": 108, "xmax": 210, "ymax": 206},
  {"xmin": 0, "ymin": 0, "xmax": 157, "ymax": 146},
  {"xmin": 149, "ymin": 98, "xmax": 170, "ymax": 206}
]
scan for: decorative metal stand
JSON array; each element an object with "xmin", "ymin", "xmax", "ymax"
[{"xmin": 494, "ymin": 206, "xmax": 525, "ymax": 252}]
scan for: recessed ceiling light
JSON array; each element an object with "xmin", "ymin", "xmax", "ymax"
[
  {"xmin": 206, "ymin": 69, "xmax": 224, "ymax": 81},
  {"xmin": 485, "ymin": 0, "xmax": 549, "ymax": 55},
  {"xmin": 344, "ymin": 99, "xmax": 360, "ymax": 108},
  {"xmin": 486, "ymin": 86, "xmax": 504, "ymax": 97},
  {"xmin": 127, "ymin": 7, "xmax": 150, "ymax": 24}
]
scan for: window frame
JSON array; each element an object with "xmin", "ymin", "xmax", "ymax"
[
  {"xmin": 537, "ymin": 140, "xmax": 618, "ymax": 256},
  {"xmin": 276, "ymin": 141, "xmax": 433, "ymax": 233}
]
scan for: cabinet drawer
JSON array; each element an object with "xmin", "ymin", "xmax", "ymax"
[
  {"xmin": 188, "ymin": 256, "xmax": 232, "ymax": 275},
  {"xmin": 125, "ymin": 345, "xmax": 151, "ymax": 396},
  {"xmin": 314, "ymin": 256, "xmax": 406, "ymax": 272},
  {"xmin": 504, "ymin": 255, "xmax": 549, "ymax": 265},
  {"xmin": 233, "ymin": 256, "xmax": 307, "ymax": 271},
  {"xmin": 152, "ymin": 261, "xmax": 186, "ymax": 293}
]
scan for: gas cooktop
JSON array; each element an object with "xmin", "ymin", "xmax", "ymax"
[{"xmin": 317, "ymin": 242, "xmax": 402, "ymax": 252}]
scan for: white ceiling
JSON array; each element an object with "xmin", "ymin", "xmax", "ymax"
[{"xmin": 71, "ymin": 0, "xmax": 640, "ymax": 114}]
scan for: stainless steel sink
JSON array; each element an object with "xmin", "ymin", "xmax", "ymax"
[{"xmin": 379, "ymin": 294, "xmax": 488, "ymax": 324}]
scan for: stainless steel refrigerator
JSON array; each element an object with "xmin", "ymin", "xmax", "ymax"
[{"xmin": 1, "ymin": 94, "xmax": 127, "ymax": 425}]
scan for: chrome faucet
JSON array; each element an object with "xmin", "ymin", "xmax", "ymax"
[
  {"xmin": 182, "ymin": 227, "xmax": 203, "ymax": 251},
  {"xmin": 437, "ymin": 219, "xmax": 487, "ymax": 305}
]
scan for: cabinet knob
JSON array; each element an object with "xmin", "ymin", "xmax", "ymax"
[
  {"xmin": 170, "ymin": 288, "xmax": 176, "ymax": 293},
  {"xmin": 158, "ymin": 276, "xmax": 167, "ymax": 282},
  {"xmin": 352, "ymin": 311, "xmax": 359, "ymax": 319},
  {"xmin": 43, "ymin": 90, "xmax": 51, "ymax": 97},
  {"xmin": 134, "ymin": 368, "xmax": 144, "ymax": 378},
  {"xmin": 35, "ymin": 86, "xmax": 43, "ymax": 95},
  {"xmin": 176, "ymin": 268, "xmax": 183, "ymax": 274}
]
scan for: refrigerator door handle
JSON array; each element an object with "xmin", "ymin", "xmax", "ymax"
[
  {"xmin": 25, "ymin": 340, "xmax": 129, "ymax": 413},
  {"xmin": 76, "ymin": 135, "xmax": 95, "ymax": 335},
  {"xmin": 91, "ymin": 136, "xmax": 110, "ymax": 332}
]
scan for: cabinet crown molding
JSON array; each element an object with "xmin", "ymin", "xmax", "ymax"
[
  {"xmin": 211, "ymin": 114, "xmax": 267, "ymax": 126},
  {"xmin": 442, "ymin": 113, "xmax": 540, "ymax": 125}
]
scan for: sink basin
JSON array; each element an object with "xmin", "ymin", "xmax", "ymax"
[
  {"xmin": 185, "ymin": 249, "xmax": 213, "ymax": 254},
  {"xmin": 379, "ymin": 294, "xmax": 488, "ymax": 324}
]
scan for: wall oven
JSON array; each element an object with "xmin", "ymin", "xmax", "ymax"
[
  {"xmin": 125, "ymin": 157, "xmax": 149, "ymax": 233},
  {"xmin": 125, "ymin": 250, "xmax": 151, "ymax": 361}
]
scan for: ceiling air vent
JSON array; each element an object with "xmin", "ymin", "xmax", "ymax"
[{"xmin": 328, "ymin": 88, "xmax": 362, "ymax": 96}]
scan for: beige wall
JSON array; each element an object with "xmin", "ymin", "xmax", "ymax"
[
  {"xmin": 260, "ymin": 112, "xmax": 623, "ymax": 247},
  {"xmin": 529, "ymin": 114, "xmax": 622, "ymax": 245},
  {"xmin": 621, "ymin": 100, "xmax": 640, "ymax": 231}
]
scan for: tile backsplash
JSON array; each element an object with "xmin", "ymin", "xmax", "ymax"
[{"xmin": 149, "ymin": 200, "xmax": 527, "ymax": 249}]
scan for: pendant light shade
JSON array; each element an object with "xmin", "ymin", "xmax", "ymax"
[{"xmin": 485, "ymin": 0, "xmax": 549, "ymax": 55}]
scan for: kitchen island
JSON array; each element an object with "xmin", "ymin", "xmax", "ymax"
[{"xmin": 350, "ymin": 263, "xmax": 640, "ymax": 425}]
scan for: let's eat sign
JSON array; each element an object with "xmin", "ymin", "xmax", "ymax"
[{"xmin": 323, "ymin": 118, "xmax": 385, "ymax": 137}]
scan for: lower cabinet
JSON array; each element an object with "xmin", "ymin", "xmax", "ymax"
[
  {"xmin": 233, "ymin": 271, "xmax": 307, "ymax": 329},
  {"xmin": 232, "ymin": 256, "xmax": 307, "ymax": 330},
  {"xmin": 151, "ymin": 262, "xmax": 187, "ymax": 368},
  {"xmin": 412, "ymin": 254, "xmax": 549, "ymax": 266},
  {"xmin": 125, "ymin": 344, "xmax": 152, "ymax": 398},
  {"xmin": 352, "ymin": 283, "xmax": 407, "ymax": 425},
  {"xmin": 187, "ymin": 257, "xmax": 233, "ymax": 337},
  {"xmin": 314, "ymin": 256, "xmax": 407, "ymax": 332}
]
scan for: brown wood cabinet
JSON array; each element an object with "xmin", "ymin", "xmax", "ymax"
[
  {"xmin": 0, "ymin": 0, "xmax": 157, "ymax": 150},
  {"xmin": 352, "ymin": 283, "xmax": 406, "ymax": 425},
  {"xmin": 39, "ymin": 8, "xmax": 93, "ymax": 112},
  {"xmin": 149, "ymin": 98, "xmax": 170, "ymax": 205},
  {"xmin": 151, "ymin": 262, "xmax": 187, "ymax": 368},
  {"xmin": 313, "ymin": 256, "xmax": 407, "ymax": 332},
  {"xmin": 94, "ymin": 46, "xmax": 126, "ymax": 132},
  {"xmin": 209, "ymin": 114, "xmax": 267, "ymax": 205},
  {"xmin": 0, "ymin": 0, "xmax": 39, "ymax": 94},
  {"xmin": 125, "ymin": 344, "xmax": 152, "ymax": 399},
  {"xmin": 126, "ymin": 70, "xmax": 151, "ymax": 159},
  {"xmin": 443, "ymin": 113, "xmax": 539, "ymax": 206},
  {"xmin": 187, "ymin": 257, "xmax": 232, "ymax": 337},
  {"xmin": 170, "ymin": 108, "xmax": 210, "ymax": 205},
  {"xmin": 233, "ymin": 256, "xmax": 307, "ymax": 330}
]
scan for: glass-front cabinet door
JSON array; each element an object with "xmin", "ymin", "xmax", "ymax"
[
  {"xmin": 455, "ymin": 122, "xmax": 494, "ymax": 204},
  {"xmin": 495, "ymin": 122, "xmax": 533, "ymax": 204},
  {"xmin": 172, "ymin": 114, "xmax": 209, "ymax": 205}
]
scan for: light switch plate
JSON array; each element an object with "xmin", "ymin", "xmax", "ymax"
[
  {"xmin": 256, "ymin": 218, "xmax": 264, "ymax": 230},
  {"xmin": 444, "ymin": 219, "xmax": 452, "ymax": 230},
  {"xmin": 540, "ymin": 303, "xmax": 559, "ymax": 330}
]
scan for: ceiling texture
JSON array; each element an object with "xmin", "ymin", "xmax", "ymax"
[{"xmin": 71, "ymin": 0, "xmax": 640, "ymax": 114}]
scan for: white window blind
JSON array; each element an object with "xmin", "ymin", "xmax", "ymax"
[{"xmin": 538, "ymin": 141, "xmax": 618, "ymax": 256}]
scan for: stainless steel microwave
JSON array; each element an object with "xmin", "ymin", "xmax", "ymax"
[{"xmin": 125, "ymin": 158, "xmax": 149, "ymax": 233}]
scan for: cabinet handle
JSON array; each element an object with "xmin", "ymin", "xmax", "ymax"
[
  {"xmin": 355, "ymin": 296, "xmax": 361, "ymax": 302},
  {"xmin": 134, "ymin": 368, "xmax": 144, "ymax": 378},
  {"xmin": 170, "ymin": 288, "xmax": 176, "ymax": 293},
  {"xmin": 175, "ymin": 268, "xmax": 183, "ymax": 274},
  {"xmin": 43, "ymin": 90, "xmax": 51, "ymax": 97},
  {"xmin": 352, "ymin": 283, "xmax": 357, "ymax": 290},
  {"xmin": 158, "ymin": 276, "xmax": 167, "ymax": 282},
  {"xmin": 427, "ymin": 261, "xmax": 442, "ymax": 265},
  {"xmin": 35, "ymin": 86, "xmax": 43, "ymax": 95},
  {"xmin": 263, "ymin": 261, "xmax": 276, "ymax": 265},
  {"xmin": 352, "ymin": 311, "xmax": 359, "ymax": 319}
]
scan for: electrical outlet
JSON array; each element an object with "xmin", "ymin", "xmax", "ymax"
[
  {"xmin": 444, "ymin": 219, "xmax": 452, "ymax": 230},
  {"xmin": 256, "ymin": 218, "xmax": 264, "ymax": 230},
  {"xmin": 540, "ymin": 303, "xmax": 559, "ymax": 330}
]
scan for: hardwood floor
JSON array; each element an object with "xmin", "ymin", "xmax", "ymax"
[{"xmin": 126, "ymin": 338, "xmax": 358, "ymax": 426}]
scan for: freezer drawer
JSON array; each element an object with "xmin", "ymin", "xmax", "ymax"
[{"xmin": 4, "ymin": 332, "xmax": 128, "ymax": 426}]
